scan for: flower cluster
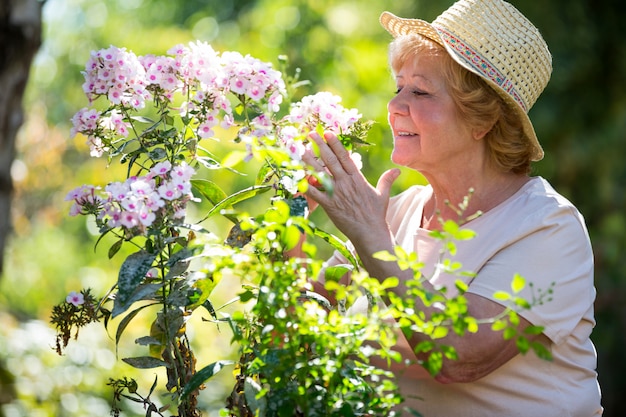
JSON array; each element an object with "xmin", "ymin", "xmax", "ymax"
[
  {"xmin": 72, "ymin": 42, "xmax": 287, "ymax": 157},
  {"xmin": 65, "ymin": 161, "xmax": 195, "ymax": 235},
  {"xmin": 278, "ymin": 92, "xmax": 363, "ymax": 161},
  {"xmin": 67, "ymin": 43, "xmax": 373, "ymax": 236},
  {"xmin": 287, "ymin": 91, "xmax": 361, "ymax": 134},
  {"xmin": 82, "ymin": 46, "xmax": 150, "ymax": 108}
]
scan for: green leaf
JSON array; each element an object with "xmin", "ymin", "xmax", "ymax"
[
  {"xmin": 244, "ymin": 377, "xmax": 267, "ymax": 416},
  {"xmin": 324, "ymin": 264, "xmax": 354, "ymax": 281},
  {"xmin": 511, "ymin": 273, "xmax": 526, "ymax": 293},
  {"xmin": 191, "ymin": 179, "xmax": 228, "ymax": 205},
  {"xmin": 313, "ymin": 228, "xmax": 359, "ymax": 269},
  {"xmin": 112, "ymin": 283, "xmax": 161, "ymax": 318},
  {"xmin": 380, "ymin": 276, "xmax": 399, "ymax": 290},
  {"xmin": 514, "ymin": 296, "xmax": 531, "ymax": 309},
  {"xmin": 122, "ymin": 356, "xmax": 170, "ymax": 369},
  {"xmin": 491, "ymin": 319, "xmax": 508, "ymax": 331},
  {"xmin": 196, "ymin": 156, "xmax": 221, "ymax": 170},
  {"xmin": 530, "ymin": 341, "xmax": 553, "ymax": 361},
  {"xmin": 255, "ymin": 162, "xmax": 275, "ymax": 185},
  {"xmin": 148, "ymin": 147, "xmax": 167, "ymax": 160},
  {"xmin": 431, "ymin": 326, "xmax": 449, "ymax": 339},
  {"xmin": 200, "ymin": 185, "xmax": 272, "ymax": 221},
  {"xmin": 130, "ymin": 116, "xmax": 156, "ymax": 124},
  {"xmin": 108, "ymin": 239, "xmax": 123, "ymax": 259},
  {"xmin": 112, "ymin": 251, "xmax": 157, "ymax": 318},
  {"xmin": 503, "ymin": 327, "xmax": 516, "ymax": 340},
  {"xmin": 201, "ymin": 299, "xmax": 218, "ymax": 321},
  {"xmin": 180, "ymin": 360, "xmax": 235, "ymax": 399},
  {"xmin": 516, "ymin": 335, "xmax": 530, "ymax": 353},
  {"xmin": 283, "ymin": 224, "xmax": 303, "ymax": 251},
  {"xmin": 188, "ymin": 272, "xmax": 222, "ymax": 310},
  {"xmin": 116, "ymin": 303, "xmax": 156, "ymax": 348},
  {"xmin": 455, "ymin": 229, "xmax": 477, "ymax": 240},
  {"xmin": 493, "ymin": 291, "xmax": 511, "ymax": 301},
  {"xmin": 523, "ymin": 325, "xmax": 545, "ymax": 335},
  {"xmin": 373, "ymin": 250, "xmax": 397, "ymax": 262}
]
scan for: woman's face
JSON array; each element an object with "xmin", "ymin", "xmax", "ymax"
[{"xmin": 387, "ymin": 52, "xmax": 480, "ymax": 174}]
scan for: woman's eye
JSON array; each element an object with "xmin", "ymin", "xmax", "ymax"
[{"xmin": 394, "ymin": 87, "xmax": 427, "ymax": 96}]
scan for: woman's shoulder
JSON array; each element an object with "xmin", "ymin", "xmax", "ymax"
[
  {"xmin": 515, "ymin": 177, "xmax": 585, "ymax": 221},
  {"xmin": 485, "ymin": 176, "xmax": 589, "ymax": 238}
]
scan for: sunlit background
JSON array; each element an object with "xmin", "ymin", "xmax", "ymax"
[{"xmin": 1, "ymin": 0, "xmax": 625, "ymax": 416}]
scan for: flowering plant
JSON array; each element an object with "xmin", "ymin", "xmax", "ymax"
[{"xmin": 52, "ymin": 42, "xmax": 402, "ymax": 417}]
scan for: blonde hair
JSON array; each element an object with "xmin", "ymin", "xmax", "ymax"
[{"xmin": 389, "ymin": 34, "xmax": 533, "ymax": 175}]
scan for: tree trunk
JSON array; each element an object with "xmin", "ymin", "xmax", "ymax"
[{"xmin": 0, "ymin": 0, "xmax": 42, "ymax": 275}]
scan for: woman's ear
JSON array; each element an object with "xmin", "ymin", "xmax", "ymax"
[{"xmin": 472, "ymin": 120, "xmax": 496, "ymax": 141}]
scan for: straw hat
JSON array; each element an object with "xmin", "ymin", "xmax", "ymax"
[{"xmin": 380, "ymin": 0, "xmax": 551, "ymax": 161}]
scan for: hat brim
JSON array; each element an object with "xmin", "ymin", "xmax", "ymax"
[{"xmin": 380, "ymin": 11, "xmax": 544, "ymax": 162}]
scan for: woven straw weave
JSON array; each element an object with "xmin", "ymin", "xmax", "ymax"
[{"xmin": 380, "ymin": 0, "xmax": 552, "ymax": 161}]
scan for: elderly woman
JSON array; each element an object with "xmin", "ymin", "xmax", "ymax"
[{"xmin": 297, "ymin": 0, "xmax": 603, "ymax": 416}]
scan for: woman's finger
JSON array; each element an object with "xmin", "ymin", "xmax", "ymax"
[
  {"xmin": 308, "ymin": 132, "xmax": 350, "ymax": 179},
  {"xmin": 322, "ymin": 132, "xmax": 360, "ymax": 175}
]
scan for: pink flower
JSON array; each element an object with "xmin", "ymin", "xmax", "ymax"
[
  {"xmin": 120, "ymin": 211, "xmax": 139, "ymax": 229},
  {"xmin": 66, "ymin": 291, "xmax": 85, "ymax": 306},
  {"xmin": 170, "ymin": 162, "xmax": 195, "ymax": 182},
  {"xmin": 150, "ymin": 161, "xmax": 172, "ymax": 178},
  {"xmin": 158, "ymin": 181, "xmax": 182, "ymax": 200}
]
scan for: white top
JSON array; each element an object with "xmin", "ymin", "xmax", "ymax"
[{"xmin": 328, "ymin": 177, "xmax": 603, "ymax": 417}]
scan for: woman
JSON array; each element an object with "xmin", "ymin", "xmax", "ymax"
[{"xmin": 296, "ymin": 0, "xmax": 603, "ymax": 416}]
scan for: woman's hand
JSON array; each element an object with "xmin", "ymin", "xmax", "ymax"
[{"xmin": 303, "ymin": 131, "xmax": 400, "ymax": 245}]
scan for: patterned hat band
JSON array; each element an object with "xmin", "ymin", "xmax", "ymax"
[{"xmin": 436, "ymin": 26, "xmax": 527, "ymax": 113}]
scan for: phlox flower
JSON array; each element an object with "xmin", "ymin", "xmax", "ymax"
[
  {"xmin": 150, "ymin": 161, "xmax": 172, "ymax": 178},
  {"xmin": 129, "ymin": 177, "xmax": 155, "ymax": 196},
  {"xmin": 246, "ymin": 84, "xmax": 265, "ymax": 101},
  {"xmin": 221, "ymin": 113, "xmax": 235, "ymax": 129},
  {"xmin": 137, "ymin": 205, "xmax": 157, "ymax": 227},
  {"xmin": 104, "ymin": 206, "xmax": 124, "ymax": 228},
  {"xmin": 120, "ymin": 211, "xmax": 140, "ymax": 229},
  {"xmin": 250, "ymin": 114, "xmax": 273, "ymax": 138},
  {"xmin": 280, "ymin": 170, "xmax": 306, "ymax": 195},
  {"xmin": 70, "ymin": 107, "xmax": 101, "ymax": 137},
  {"xmin": 145, "ymin": 268, "xmax": 159, "ymax": 278},
  {"xmin": 65, "ymin": 185, "xmax": 103, "ymax": 216},
  {"xmin": 172, "ymin": 178, "xmax": 192, "ymax": 195},
  {"xmin": 268, "ymin": 91, "xmax": 284, "ymax": 113},
  {"xmin": 158, "ymin": 181, "xmax": 182, "ymax": 201},
  {"xmin": 197, "ymin": 110, "xmax": 219, "ymax": 139},
  {"xmin": 66, "ymin": 291, "xmax": 85, "ymax": 307},
  {"xmin": 105, "ymin": 182, "xmax": 130, "ymax": 201},
  {"xmin": 243, "ymin": 142, "xmax": 254, "ymax": 163},
  {"xmin": 170, "ymin": 162, "xmax": 195, "ymax": 182},
  {"xmin": 230, "ymin": 76, "xmax": 249, "ymax": 95},
  {"xmin": 120, "ymin": 194, "xmax": 141, "ymax": 212},
  {"xmin": 100, "ymin": 109, "xmax": 130, "ymax": 138},
  {"xmin": 283, "ymin": 137, "xmax": 306, "ymax": 161},
  {"xmin": 86, "ymin": 135, "xmax": 107, "ymax": 158}
]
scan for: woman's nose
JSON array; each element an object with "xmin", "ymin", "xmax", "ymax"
[{"xmin": 388, "ymin": 92, "xmax": 408, "ymax": 116}]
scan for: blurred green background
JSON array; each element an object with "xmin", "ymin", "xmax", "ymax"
[{"xmin": 1, "ymin": 0, "xmax": 625, "ymax": 415}]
